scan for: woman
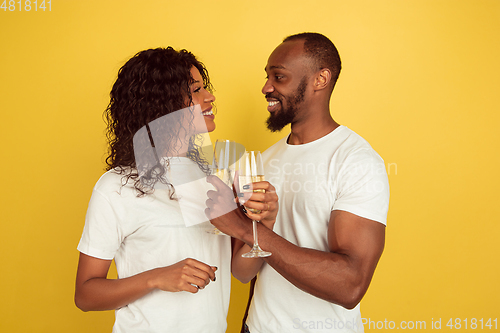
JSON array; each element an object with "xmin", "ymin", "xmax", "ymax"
[{"xmin": 75, "ymin": 47, "xmax": 229, "ymax": 332}]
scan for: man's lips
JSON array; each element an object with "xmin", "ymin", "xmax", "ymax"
[{"xmin": 266, "ymin": 99, "xmax": 281, "ymax": 112}]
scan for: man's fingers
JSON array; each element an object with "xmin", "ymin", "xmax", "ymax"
[
  {"xmin": 243, "ymin": 191, "xmax": 278, "ymax": 207},
  {"xmin": 241, "ymin": 199, "xmax": 265, "ymax": 212},
  {"xmin": 245, "ymin": 210, "xmax": 264, "ymax": 221},
  {"xmin": 237, "ymin": 191, "xmax": 253, "ymax": 205},
  {"xmin": 246, "ymin": 181, "xmax": 275, "ymax": 192}
]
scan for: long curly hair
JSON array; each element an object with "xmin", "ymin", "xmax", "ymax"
[{"xmin": 104, "ymin": 47, "xmax": 213, "ymax": 197}]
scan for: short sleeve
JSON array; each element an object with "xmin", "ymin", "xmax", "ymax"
[
  {"xmin": 77, "ymin": 189, "xmax": 123, "ymax": 260},
  {"xmin": 332, "ymin": 149, "xmax": 390, "ymax": 225}
]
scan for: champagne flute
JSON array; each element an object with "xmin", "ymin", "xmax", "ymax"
[
  {"xmin": 207, "ymin": 140, "xmax": 238, "ymax": 235},
  {"xmin": 239, "ymin": 151, "xmax": 272, "ymax": 258}
]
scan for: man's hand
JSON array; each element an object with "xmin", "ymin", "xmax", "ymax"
[{"xmin": 237, "ymin": 180, "xmax": 278, "ymax": 230}]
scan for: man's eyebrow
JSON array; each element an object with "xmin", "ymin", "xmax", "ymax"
[{"xmin": 265, "ymin": 65, "xmax": 286, "ymax": 71}]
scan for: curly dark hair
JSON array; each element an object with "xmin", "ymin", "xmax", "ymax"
[{"xmin": 104, "ymin": 47, "xmax": 213, "ymax": 197}]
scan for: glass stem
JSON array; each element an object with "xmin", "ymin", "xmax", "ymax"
[{"xmin": 252, "ymin": 220, "xmax": 259, "ymax": 248}]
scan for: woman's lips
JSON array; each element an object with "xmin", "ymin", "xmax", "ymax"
[{"xmin": 202, "ymin": 108, "xmax": 214, "ymax": 119}]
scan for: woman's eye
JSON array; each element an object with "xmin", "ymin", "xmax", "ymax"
[{"xmin": 193, "ymin": 87, "xmax": 201, "ymax": 93}]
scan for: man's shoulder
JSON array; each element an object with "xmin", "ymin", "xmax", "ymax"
[
  {"xmin": 332, "ymin": 126, "xmax": 370, "ymax": 148},
  {"xmin": 332, "ymin": 126, "xmax": 383, "ymax": 160}
]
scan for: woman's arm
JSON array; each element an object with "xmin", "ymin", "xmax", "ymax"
[
  {"xmin": 212, "ymin": 177, "xmax": 278, "ymax": 284},
  {"xmin": 75, "ymin": 253, "xmax": 217, "ymax": 311}
]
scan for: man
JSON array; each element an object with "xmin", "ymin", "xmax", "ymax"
[{"xmin": 206, "ymin": 32, "xmax": 389, "ymax": 333}]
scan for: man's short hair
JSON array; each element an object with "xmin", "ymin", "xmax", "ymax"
[{"xmin": 283, "ymin": 32, "xmax": 342, "ymax": 90}]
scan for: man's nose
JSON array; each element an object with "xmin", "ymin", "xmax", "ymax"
[{"xmin": 262, "ymin": 80, "xmax": 274, "ymax": 95}]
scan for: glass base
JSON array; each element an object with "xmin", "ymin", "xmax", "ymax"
[{"xmin": 242, "ymin": 246, "xmax": 272, "ymax": 258}]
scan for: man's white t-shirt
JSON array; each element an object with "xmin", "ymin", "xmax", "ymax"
[
  {"xmin": 246, "ymin": 126, "xmax": 390, "ymax": 333},
  {"xmin": 78, "ymin": 157, "xmax": 231, "ymax": 333}
]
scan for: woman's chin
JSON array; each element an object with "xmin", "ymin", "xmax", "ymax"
[{"xmin": 205, "ymin": 119, "xmax": 216, "ymax": 133}]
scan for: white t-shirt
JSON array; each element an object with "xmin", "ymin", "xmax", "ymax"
[
  {"xmin": 78, "ymin": 157, "xmax": 231, "ymax": 333},
  {"xmin": 246, "ymin": 126, "xmax": 390, "ymax": 333}
]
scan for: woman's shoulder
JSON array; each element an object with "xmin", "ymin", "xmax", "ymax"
[{"xmin": 93, "ymin": 168, "xmax": 135, "ymax": 195}]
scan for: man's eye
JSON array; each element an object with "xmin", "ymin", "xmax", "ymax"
[{"xmin": 265, "ymin": 75, "xmax": 284, "ymax": 81}]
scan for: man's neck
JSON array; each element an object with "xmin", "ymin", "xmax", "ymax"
[{"xmin": 287, "ymin": 110, "xmax": 339, "ymax": 145}]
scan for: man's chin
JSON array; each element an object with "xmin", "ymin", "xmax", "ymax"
[{"xmin": 266, "ymin": 115, "xmax": 289, "ymax": 133}]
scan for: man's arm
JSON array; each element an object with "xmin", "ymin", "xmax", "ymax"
[
  {"xmin": 209, "ymin": 192, "xmax": 384, "ymax": 309},
  {"xmin": 206, "ymin": 176, "xmax": 385, "ymax": 309},
  {"xmin": 206, "ymin": 176, "xmax": 278, "ymax": 284},
  {"xmin": 253, "ymin": 210, "xmax": 385, "ymax": 309}
]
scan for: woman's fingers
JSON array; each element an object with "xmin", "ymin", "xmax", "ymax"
[{"xmin": 157, "ymin": 258, "xmax": 217, "ymax": 294}]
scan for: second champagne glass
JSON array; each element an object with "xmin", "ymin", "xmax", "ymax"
[
  {"xmin": 207, "ymin": 140, "xmax": 238, "ymax": 235},
  {"xmin": 239, "ymin": 151, "xmax": 272, "ymax": 258}
]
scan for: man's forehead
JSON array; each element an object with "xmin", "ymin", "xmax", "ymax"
[{"xmin": 266, "ymin": 40, "xmax": 309, "ymax": 71}]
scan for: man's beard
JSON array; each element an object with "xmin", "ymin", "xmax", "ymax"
[{"xmin": 266, "ymin": 77, "xmax": 307, "ymax": 132}]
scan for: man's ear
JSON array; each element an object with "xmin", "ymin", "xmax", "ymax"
[{"xmin": 313, "ymin": 68, "xmax": 332, "ymax": 91}]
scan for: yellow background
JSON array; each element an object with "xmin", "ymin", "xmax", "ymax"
[{"xmin": 1, "ymin": 0, "xmax": 499, "ymax": 332}]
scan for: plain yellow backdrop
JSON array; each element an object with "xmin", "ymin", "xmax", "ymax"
[{"xmin": 1, "ymin": 0, "xmax": 499, "ymax": 332}]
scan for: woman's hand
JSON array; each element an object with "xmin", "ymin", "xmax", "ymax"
[
  {"xmin": 205, "ymin": 175, "xmax": 279, "ymax": 238},
  {"xmin": 75, "ymin": 253, "xmax": 217, "ymax": 312},
  {"xmin": 150, "ymin": 258, "xmax": 217, "ymax": 294},
  {"xmin": 205, "ymin": 175, "xmax": 250, "ymax": 239}
]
